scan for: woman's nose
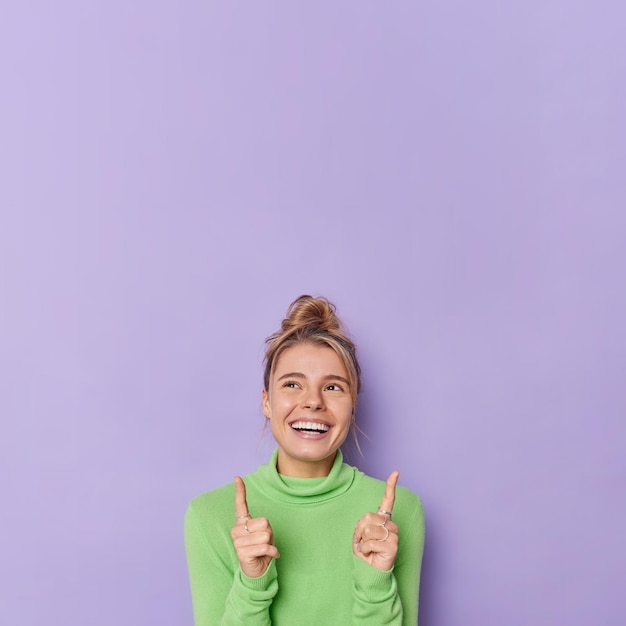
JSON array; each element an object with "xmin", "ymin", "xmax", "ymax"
[{"xmin": 301, "ymin": 388, "xmax": 324, "ymax": 410}]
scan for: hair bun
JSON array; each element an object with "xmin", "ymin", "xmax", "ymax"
[{"xmin": 281, "ymin": 295, "xmax": 342, "ymax": 335}]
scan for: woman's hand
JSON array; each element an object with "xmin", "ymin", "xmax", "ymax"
[
  {"xmin": 231, "ymin": 476, "xmax": 280, "ymax": 578},
  {"xmin": 353, "ymin": 471, "xmax": 399, "ymax": 571}
]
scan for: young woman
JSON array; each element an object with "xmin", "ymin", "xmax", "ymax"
[{"xmin": 185, "ymin": 295, "xmax": 425, "ymax": 625}]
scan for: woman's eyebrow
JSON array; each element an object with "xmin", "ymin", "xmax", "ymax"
[
  {"xmin": 277, "ymin": 372, "xmax": 306, "ymax": 381},
  {"xmin": 323, "ymin": 375, "xmax": 350, "ymax": 385},
  {"xmin": 276, "ymin": 372, "xmax": 350, "ymax": 385}
]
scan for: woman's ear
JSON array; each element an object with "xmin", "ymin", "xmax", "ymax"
[{"xmin": 262, "ymin": 388, "xmax": 271, "ymax": 419}]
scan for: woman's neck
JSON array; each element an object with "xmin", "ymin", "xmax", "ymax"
[{"xmin": 276, "ymin": 450, "xmax": 337, "ymax": 478}]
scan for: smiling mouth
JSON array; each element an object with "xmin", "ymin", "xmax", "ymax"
[{"xmin": 290, "ymin": 421, "xmax": 330, "ymax": 434}]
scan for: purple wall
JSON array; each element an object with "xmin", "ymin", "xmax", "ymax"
[{"xmin": 2, "ymin": 2, "xmax": 624, "ymax": 624}]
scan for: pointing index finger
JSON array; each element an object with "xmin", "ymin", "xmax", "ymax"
[
  {"xmin": 234, "ymin": 476, "xmax": 250, "ymax": 522},
  {"xmin": 379, "ymin": 470, "xmax": 399, "ymax": 516}
]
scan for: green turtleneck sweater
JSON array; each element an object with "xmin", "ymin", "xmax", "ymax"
[{"xmin": 185, "ymin": 450, "xmax": 425, "ymax": 625}]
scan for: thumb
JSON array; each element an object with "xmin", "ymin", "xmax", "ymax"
[{"xmin": 234, "ymin": 476, "xmax": 250, "ymax": 523}]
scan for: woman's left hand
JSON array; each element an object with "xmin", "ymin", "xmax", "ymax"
[{"xmin": 353, "ymin": 471, "xmax": 399, "ymax": 571}]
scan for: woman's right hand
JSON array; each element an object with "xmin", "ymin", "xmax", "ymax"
[{"xmin": 231, "ymin": 476, "xmax": 280, "ymax": 578}]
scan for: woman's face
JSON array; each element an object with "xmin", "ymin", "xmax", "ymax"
[{"xmin": 262, "ymin": 342, "xmax": 354, "ymax": 478}]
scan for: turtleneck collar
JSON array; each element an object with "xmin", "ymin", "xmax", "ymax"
[{"xmin": 247, "ymin": 448, "xmax": 360, "ymax": 504}]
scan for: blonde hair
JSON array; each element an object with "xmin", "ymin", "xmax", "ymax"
[{"xmin": 263, "ymin": 295, "xmax": 362, "ymax": 407}]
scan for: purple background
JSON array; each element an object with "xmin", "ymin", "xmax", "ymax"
[{"xmin": 1, "ymin": 2, "xmax": 625, "ymax": 625}]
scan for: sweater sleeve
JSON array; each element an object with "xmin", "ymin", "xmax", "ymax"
[
  {"xmin": 394, "ymin": 495, "xmax": 425, "ymax": 625},
  {"xmin": 184, "ymin": 503, "xmax": 278, "ymax": 625},
  {"xmin": 351, "ymin": 495, "xmax": 425, "ymax": 625},
  {"xmin": 351, "ymin": 557, "xmax": 403, "ymax": 624}
]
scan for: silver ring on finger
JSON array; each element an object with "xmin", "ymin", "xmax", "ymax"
[
  {"xmin": 377, "ymin": 524, "xmax": 390, "ymax": 542},
  {"xmin": 377, "ymin": 507, "xmax": 392, "ymax": 519}
]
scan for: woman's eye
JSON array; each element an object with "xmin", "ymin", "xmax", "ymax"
[
  {"xmin": 284, "ymin": 381, "xmax": 299, "ymax": 389},
  {"xmin": 326, "ymin": 384, "xmax": 343, "ymax": 392}
]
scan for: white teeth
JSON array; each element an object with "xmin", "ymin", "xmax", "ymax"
[{"xmin": 291, "ymin": 421, "xmax": 329, "ymax": 433}]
